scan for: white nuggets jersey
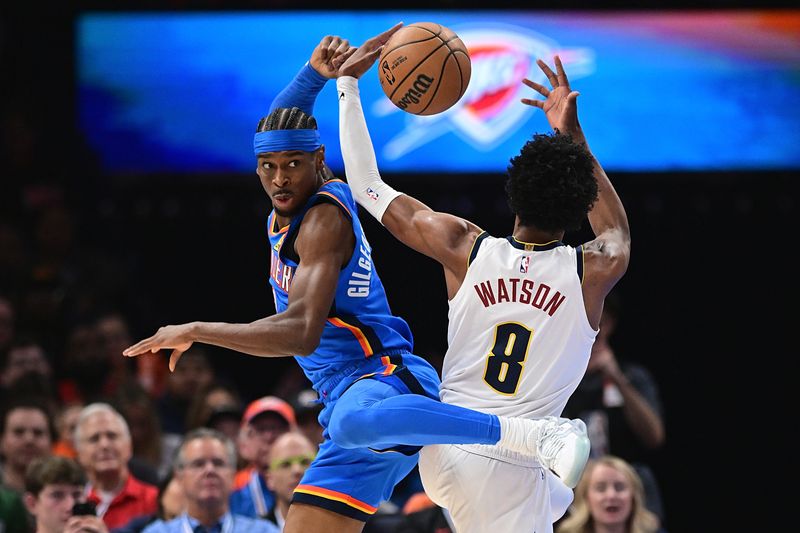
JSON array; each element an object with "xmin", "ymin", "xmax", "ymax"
[{"xmin": 439, "ymin": 233, "xmax": 597, "ymax": 420}]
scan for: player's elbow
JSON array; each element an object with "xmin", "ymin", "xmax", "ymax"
[
  {"xmin": 603, "ymin": 232, "xmax": 632, "ymax": 275},
  {"xmin": 293, "ymin": 323, "xmax": 324, "ymax": 356}
]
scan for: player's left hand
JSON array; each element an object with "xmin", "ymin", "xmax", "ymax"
[
  {"xmin": 122, "ymin": 323, "xmax": 195, "ymax": 372},
  {"xmin": 310, "ymin": 35, "xmax": 354, "ymax": 79},
  {"xmin": 335, "ymin": 22, "xmax": 404, "ymax": 79},
  {"xmin": 521, "ymin": 55, "xmax": 582, "ymax": 138}
]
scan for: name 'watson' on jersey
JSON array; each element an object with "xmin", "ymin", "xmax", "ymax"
[{"xmin": 266, "ymin": 179, "xmax": 413, "ymax": 386}]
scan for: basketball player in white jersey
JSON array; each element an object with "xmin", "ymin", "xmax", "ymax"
[{"xmin": 334, "ymin": 30, "xmax": 630, "ymax": 533}]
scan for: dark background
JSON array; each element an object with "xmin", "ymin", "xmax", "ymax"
[{"xmin": 2, "ymin": 1, "xmax": 796, "ymax": 530}]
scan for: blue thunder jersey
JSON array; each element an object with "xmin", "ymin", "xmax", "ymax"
[{"xmin": 267, "ymin": 179, "xmax": 414, "ymax": 388}]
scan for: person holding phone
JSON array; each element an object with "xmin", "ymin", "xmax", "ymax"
[{"xmin": 23, "ymin": 455, "xmax": 109, "ymax": 533}]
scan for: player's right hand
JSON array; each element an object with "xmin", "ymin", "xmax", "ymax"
[
  {"xmin": 310, "ymin": 35, "xmax": 353, "ymax": 79},
  {"xmin": 122, "ymin": 323, "xmax": 195, "ymax": 372}
]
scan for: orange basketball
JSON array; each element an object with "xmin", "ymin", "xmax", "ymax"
[{"xmin": 378, "ymin": 22, "xmax": 471, "ymax": 116}]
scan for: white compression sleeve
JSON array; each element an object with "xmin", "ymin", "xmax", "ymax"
[{"xmin": 337, "ymin": 76, "xmax": 402, "ymax": 224}]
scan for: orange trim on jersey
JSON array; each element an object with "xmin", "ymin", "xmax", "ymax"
[
  {"xmin": 268, "ymin": 212, "xmax": 290, "ymax": 237},
  {"xmin": 273, "ymin": 232, "xmax": 287, "ymax": 253},
  {"xmin": 380, "ymin": 356, "xmax": 397, "ymax": 375},
  {"xmin": 327, "ymin": 318, "xmax": 373, "ymax": 356},
  {"xmin": 316, "ymin": 191, "xmax": 351, "ymax": 217},
  {"xmin": 294, "ymin": 484, "xmax": 378, "ymax": 514}
]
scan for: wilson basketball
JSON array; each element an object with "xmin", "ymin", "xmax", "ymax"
[{"xmin": 378, "ymin": 22, "xmax": 471, "ymax": 116}]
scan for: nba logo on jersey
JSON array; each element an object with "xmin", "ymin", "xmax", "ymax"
[
  {"xmin": 366, "ymin": 187, "xmax": 379, "ymax": 201},
  {"xmin": 520, "ymin": 256, "xmax": 530, "ymax": 273}
]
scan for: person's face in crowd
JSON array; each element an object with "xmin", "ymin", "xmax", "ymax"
[
  {"xmin": 166, "ymin": 353, "xmax": 213, "ymax": 400},
  {"xmin": 266, "ymin": 433, "xmax": 316, "ymax": 505},
  {"xmin": 244, "ymin": 413, "xmax": 291, "ymax": 471},
  {"xmin": 122, "ymin": 402, "xmax": 155, "ymax": 452},
  {"xmin": 96, "ymin": 314, "xmax": 132, "ymax": 370},
  {"xmin": 24, "ymin": 483, "xmax": 85, "ymax": 533},
  {"xmin": 56, "ymin": 405, "xmax": 84, "ymax": 447},
  {"xmin": 210, "ymin": 416, "xmax": 240, "ymax": 445},
  {"xmin": 178, "ymin": 437, "xmax": 234, "ymax": 510},
  {"xmin": 1, "ymin": 407, "xmax": 52, "ymax": 471},
  {"xmin": 160, "ymin": 476, "xmax": 187, "ymax": 520},
  {"xmin": 1, "ymin": 343, "xmax": 52, "ymax": 387},
  {"xmin": 76, "ymin": 412, "xmax": 132, "ymax": 478},
  {"xmin": 586, "ymin": 463, "xmax": 634, "ymax": 529}
]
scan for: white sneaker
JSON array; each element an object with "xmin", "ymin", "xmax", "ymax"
[{"xmin": 536, "ymin": 417, "xmax": 591, "ymax": 489}]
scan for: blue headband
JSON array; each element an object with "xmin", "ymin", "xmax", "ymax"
[{"xmin": 253, "ymin": 129, "xmax": 321, "ymax": 156}]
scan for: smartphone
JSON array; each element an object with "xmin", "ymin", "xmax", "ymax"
[{"xmin": 71, "ymin": 501, "xmax": 97, "ymax": 516}]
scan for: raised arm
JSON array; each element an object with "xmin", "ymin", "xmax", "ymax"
[
  {"xmin": 270, "ymin": 35, "xmax": 352, "ymax": 115},
  {"xmin": 522, "ymin": 56, "xmax": 631, "ymax": 326},
  {"xmin": 336, "ymin": 24, "xmax": 482, "ymax": 297}
]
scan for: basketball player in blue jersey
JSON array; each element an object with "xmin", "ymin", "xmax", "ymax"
[
  {"xmin": 335, "ymin": 27, "xmax": 631, "ymax": 533},
  {"xmin": 124, "ymin": 28, "xmax": 588, "ymax": 533}
]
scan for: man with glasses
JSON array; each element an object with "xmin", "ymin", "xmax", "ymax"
[
  {"xmin": 264, "ymin": 432, "xmax": 317, "ymax": 531},
  {"xmin": 230, "ymin": 397, "xmax": 295, "ymax": 520},
  {"xmin": 143, "ymin": 428, "xmax": 277, "ymax": 533}
]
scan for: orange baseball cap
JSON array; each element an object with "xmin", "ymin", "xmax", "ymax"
[{"xmin": 241, "ymin": 396, "xmax": 296, "ymax": 427}]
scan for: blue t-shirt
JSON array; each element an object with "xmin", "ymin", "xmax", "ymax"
[{"xmin": 141, "ymin": 512, "xmax": 278, "ymax": 533}]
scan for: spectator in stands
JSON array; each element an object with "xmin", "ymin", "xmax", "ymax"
[
  {"xmin": 113, "ymin": 383, "xmax": 173, "ymax": 482},
  {"xmin": 111, "ymin": 470, "xmax": 186, "ymax": 533},
  {"xmin": 263, "ymin": 431, "xmax": 317, "ymax": 530},
  {"xmin": 155, "ymin": 347, "xmax": 214, "ymax": 436},
  {"xmin": 184, "ymin": 382, "xmax": 243, "ymax": 439},
  {"xmin": 556, "ymin": 455, "xmax": 665, "ymax": 533},
  {"xmin": 142, "ymin": 428, "xmax": 278, "ymax": 533},
  {"xmin": 0, "ymin": 336, "xmax": 57, "ymax": 408},
  {"xmin": 95, "ymin": 312, "xmax": 139, "ymax": 396},
  {"xmin": 74, "ymin": 403, "xmax": 158, "ymax": 529},
  {"xmin": 230, "ymin": 397, "xmax": 295, "ymax": 520},
  {"xmin": 58, "ymin": 322, "xmax": 108, "ymax": 404},
  {"xmin": 23, "ymin": 455, "xmax": 109, "ymax": 533},
  {"xmin": 1, "ymin": 398, "xmax": 54, "ymax": 493},
  {"xmin": 561, "ymin": 292, "xmax": 666, "ymax": 520},
  {"xmin": 0, "ymin": 484, "xmax": 29, "ymax": 533},
  {"xmin": 288, "ymin": 389, "xmax": 323, "ymax": 447},
  {"xmin": 52, "ymin": 404, "xmax": 84, "ymax": 460}
]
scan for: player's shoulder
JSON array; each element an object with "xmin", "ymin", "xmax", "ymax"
[{"xmin": 318, "ymin": 178, "xmax": 350, "ymax": 198}]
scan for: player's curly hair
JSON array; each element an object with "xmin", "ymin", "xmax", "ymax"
[
  {"xmin": 256, "ymin": 107, "xmax": 317, "ymax": 132},
  {"xmin": 505, "ymin": 131, "xmax": 598, "ymax": 232}
]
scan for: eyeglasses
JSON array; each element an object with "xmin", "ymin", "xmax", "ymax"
[
  {"xmin": 269, "ymin": 454, "xmax": 315, "ymax": 471},
  {"xmin": 184, "ymin": 457, "xmax": 231, "ymax": 470}
]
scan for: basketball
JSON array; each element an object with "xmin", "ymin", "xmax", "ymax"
[{"xmin": 378, "ymin": 22, "xmax": 471, "ymax": 116}]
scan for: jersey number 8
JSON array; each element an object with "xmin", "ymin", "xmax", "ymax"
[{"xmin": 483, "ymin": 322, "xmax": 531, "ymax": 395}]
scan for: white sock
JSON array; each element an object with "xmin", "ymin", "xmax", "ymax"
[{"xmin": 497, "ymin": 416, "xmax": 540, "ymax": 456}]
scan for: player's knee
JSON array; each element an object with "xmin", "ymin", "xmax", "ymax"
[{"xmin": 328, "ymin": 408, "xmax": 378, "ymax": 449}]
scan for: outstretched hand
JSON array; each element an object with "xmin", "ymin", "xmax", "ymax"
[
  {"xmin": 310, "ymin": 35, "xmax": 354, "ymax": 79},
  {"xmin": 122, "ymin": 323, "xmax": 195, "ymax": 372},
  {"xmin": 335, "ymin": 22, "xmax": 404, "ymax": 79},
  {"xmin": 521, "ymin": 55, "xmax": 582, "ymax": 138}
]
